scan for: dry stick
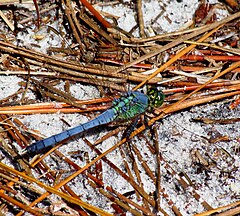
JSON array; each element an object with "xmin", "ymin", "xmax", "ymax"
[
  {"xmin": 41, "ymin": 91, "xmax": 86, "ymax": 110},
  {"xmin": 224, "ymin": 0, "xmax": 239, "ymax": 8},
  {"xmin": 131, "ymin": 10, "xmax": 240, "ymax": 44},
  {"xmin": 155, "ymin": 89, "xmax": 240, "ymax": 118},
  {"xmin": 157, "ymin": 62, "xmax": 240, "ymax": 116},
  {"xmin": 119, "ymin": 148, "xmax": 141, "ymax": 200},
  {"xmin": 137, "ymin": 0, "xmax": 145, "ymax": 38},
  {"xmin": 165, "ymin": 86, "xmax": 240, "ymax": 109},
  {"xmin": 0, "ymin": 100, "xmax": 111, "ymax": 115},
  {"xmin": 94, "ymin": 127, "xmax": 123, "ymax": 145},
  {"xmin": 163, "ymin": 81, "xmax": 240, "ymax": 94},
  {"xmin": 30, "ymin": 142, "xmax": 73, "ymax": 168},
  {"xmin": 0, "ymin": 89, "xmax": 25, "ymax": 105},
  {"xmin": 0, "ymin": 42, "xmax": 111, "ymax": 76},
  {"xmin": 115, "ymin": 11, "xmax": 240, "ymax": 75},
  {"xmin": 58, "ymin": 75, "xmax": 126, "ymax": 91},
  {"xmin": 0, "ymin": 9, "xmax": 14, "ymax": 31},
  {"xmin": 152, "ymin": 127, "xmax": 171, "ymax": 214},
  {"xmin": 0, "ymin": 173, "xmax": 40, "ymax": 195},
  {"xmin": 230, "ymin": 97, "xmax": 240, "ymax": 109},
  {"xmin": 19, "ymin": 4, "xmax": 58, "ymax": 25},
  {"xmin": 64, "ymin": 0, "xmax": 82, "ymax": 46},
  {"xmin": 24, "ymin": 50, "xmax": 155, "ymax": 83},
  {"xmin": 26, "ymin": 59, "xmax": 127, "ymax": 90},
  {"xmin": 106, "ymin": 186, "xmax": 155, "ymax": 216},
  {"xmin": 131, "ymin": 144, "xmax": 155, "ymax": 181},
  {"xmin": 0, "ymin": 70, "xmax": 57, "ymax": 76},
  {"xmin": 130, "ymin": 23, "xmax": 226, "ymax": 44},
  {"xmin": 0, "ymin": 115, "xmax": 25, "ymax": 148},
  {"xmin": 30, "ymin": 78, "xmax": 80, "ymax": 103},
  {"xmin": 176, "ymin": 54, "xmax": 240, "ymax": 62},
  {"xmin": 2, "ymin": 118, "xmax": 28, "ymax": 146},
  {"xmin": 0, "ymin": 175, "xmax": 16, "ymax": 192},
  {"xmin": 167, "ymin": 65, "xmax": 240, "ymax": 73},
  {"xmin": 66, "ymin": 0, "xmax": 84, "ymax": 36},
  {"xmin": 129, "ymin": 144, "xmax": 167, "ymax": 214},
  {"xmin": 32, "ymin": 0, "xmax": 40, "ymax": 29},
  {"xmin": 0, "ymin": 97, "xmax": 111, "ymax": 110},
  {"xmin": 217, "ymin": 206, "xmax": 240, "ymax": 216},
  {"xmin": 0, "ymin": 107, "xmax": 109, "ymax": 115},
  {"xmin": 0, "ymin": 136, "xmax": 31, "ymax": 179},
  {"xmin": 118, "ymin": 21, "xmax": 214, "ymax": 44}
]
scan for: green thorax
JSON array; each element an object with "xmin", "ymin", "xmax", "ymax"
[
  {"xmin": 112, "ymin": 89, "xmax": 165, "ymax": 121},
  {"xmin": 113, "ymin": 91, "xmax": 149, "ymax": 120}
]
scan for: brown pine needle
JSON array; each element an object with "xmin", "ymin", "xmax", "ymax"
[{"xmin": 0, "ymin": 162, "xmax": 113, "ymax": 216}]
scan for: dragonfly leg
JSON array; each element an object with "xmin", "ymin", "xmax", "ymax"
[
  {"xmin": 143, "ymin": 114, "xmax": 149, "ymax": 127},
  {"xmin": 145, "ymin": 113, "xmax": 164, "ymax": 140},
  {"xmin": 123, "ymin": 116, "xmax": 140, "ymax": 139}
]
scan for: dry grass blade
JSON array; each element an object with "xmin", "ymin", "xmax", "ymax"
[
  {"xmin": 195, "ymin": 201, "xmax": 240, "ymax": 216},
  {"xmin": 0, "ymin": 40, "xmax": 160, "ymax": 84},
  {"xmin": 0, "ymin": 191, "xmax": 43, "ymax": 216},
  {"xmin": 133, "ymin": 24, "xmax": 223, "ymax": 90},
  {"xmin": 30, "ymin": 78, "xmax": 85, "ymax": 109},
  {"xmin": 137, "ymin": 0, "xmax": 145, "ymax": 38},
  {"xmin": 0, "ymin": 97, "xmax": 112, "ymax": 114},
  {"xmin": 161, "ymin": 62, "xmax": 240, "ymax": 116},
  {"xmin": 79, "ymin": 0, "xmax": 112, "ymax": 28},
  {"xmin": 79, "ymin": 13, "xmax": 117, "ymax": 45},
  {"xmin": 0, "ymin": 10, "xmax": 14, "ymax": 31},
  {"xmin": 158, "ymin": 89, "xmax": 240, "ymax": 115},
  {"xmin": 0, "ymin": 162, "xmax": 113, "ymax": 216},
  {"xmin": 84, "ymin": 139, "xmax": 156, "ymax": 207},
  {"xmin": 55, "ymin": 149, "xmax": 150, "ymax": 215},
  {"xmin": 117, "ymin": 11, "xmax": 240, "ymax": 75}
]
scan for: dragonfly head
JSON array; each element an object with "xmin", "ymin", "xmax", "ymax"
[{"xmin": 147, "ymin": 88, "xmax": 165, "ymax": 108}]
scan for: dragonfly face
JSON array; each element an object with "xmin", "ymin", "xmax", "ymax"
[{"xmin": 147, "ymin": 88, "xmax": 165, "ymax": 108}]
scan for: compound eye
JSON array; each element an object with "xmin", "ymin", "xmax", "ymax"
[{"xmin": 147, "ymin": 88, "xmax": 165, "ymax": 108}]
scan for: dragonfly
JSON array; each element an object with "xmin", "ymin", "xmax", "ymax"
[{"xmin": 24, "ymin": 89, "xmax": 165, "ymax": 154}]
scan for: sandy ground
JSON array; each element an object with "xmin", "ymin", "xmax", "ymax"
[{"xmin": 0, "ymin": 0, "xmax": 239, "ymax": 215}]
